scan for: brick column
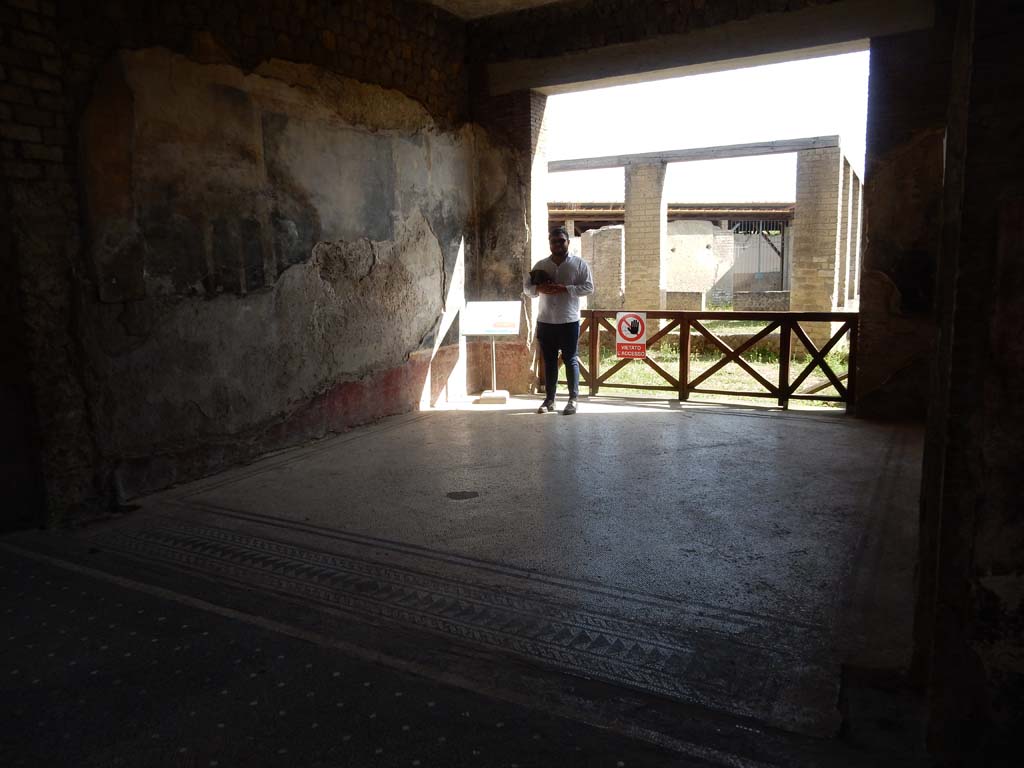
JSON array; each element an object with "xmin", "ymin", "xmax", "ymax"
[
  {"xmin": 624, "ymin": 160, "xmax": 667, "ymax": 311},
  {"xmin": 849, "ymin": 174, "xmax": 863, "ymax": 306},
  {"xmin": 790, "ymin": 146, "xmax": 843, "ymax": 345},
  {"xmin": 836, "ymin": 158, "xmax": 853, "ymax": 308}
]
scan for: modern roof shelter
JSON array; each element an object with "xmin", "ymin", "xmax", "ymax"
[
  {"xmin": 547, "ymin": 135, "xmax": 842, "ymax": 172},
  {"xmin": 549, "ymin": 202, "xmax": 796, "ymax": 231},
  {"xmin": 547, "ymin": 137, "xmax": 862, "ymax": 330}
]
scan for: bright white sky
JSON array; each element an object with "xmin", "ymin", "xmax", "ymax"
[{"xmin": 545, "ymin": 50, "xmax": 870, "ymax": 203}]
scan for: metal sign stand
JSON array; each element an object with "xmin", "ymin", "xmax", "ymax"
[
  {"xmin": 478, "ymin": 336, "xmax": 508, "ymax": 404},
  {"xmin": 461, "ymin": 300, "xmax": 521, "ymax": 406}
]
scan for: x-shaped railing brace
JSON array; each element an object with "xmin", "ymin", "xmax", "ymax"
[
  {"xmin": 595, "ymin": 317, "xmax": 681, "ymax": 388},
  {"xmin": 688, "ymin": 320, "xmax": 780, "ymax": 394},
  {"xmin": 788, "ymin": 321, "xmax": 851, "ymax": 398}
]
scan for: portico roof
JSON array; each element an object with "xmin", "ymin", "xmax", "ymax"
[{"xmin": 548, "ymin": 136, "xmax": 840, "ymax": 173}]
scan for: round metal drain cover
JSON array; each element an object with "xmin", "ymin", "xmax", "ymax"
[{"xmin": 446, "ymin": 491, "xmax": 479, "ymax": 501}]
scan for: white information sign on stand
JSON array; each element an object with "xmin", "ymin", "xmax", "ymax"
[
  {"xmin": 462, "ymin": 301, "xmax": 522, "ymax": 404},
  {"xmin": 462, "ymin": 301, "xmax": 521, "ymax": 336}
]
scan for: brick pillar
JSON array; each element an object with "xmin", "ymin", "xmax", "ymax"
[
  {"xmin": 790, "ymin": 146, "xmax": 843, "ymax": 346},
  {"xmin": 624, "ymin": 160, "xmax": 667, "ymax": 311},
  {"xmin": 837, "ymin": 159, "xmax": 853, "ymax": 309},
  {"xmin": 849, "ymin": 174, "xmax": 863, "ymax": 306}
]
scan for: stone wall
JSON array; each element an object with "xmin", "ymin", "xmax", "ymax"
[
  {"xmin": 734, "ymin": 272, "xmax": 783, "ymax": 292},
  {"xmin": 580, "ymin": 225, "xmax": 623, "ymax": 310},
  {"xmin": 922, "ymin": 1, "xmax": 1024, "ymax": 761},
  {"xmin": 470, "ymin": 88, "xmax": 545, "ymax": 392},
  {"xmin": 664, "ymin": 219, "xmax": 727, "ymax": 296},
  {"xmin": 0, "ymin": 184, "xmax": 44, "ymax": 530},
  {"xmin": 856, "ymin": 24, "xmax": 951, "ymax": 419},
  {"xmin": 77, "ymin": 48, "xmax": 480, "ymax": 499},
  {"xmin": 709, "ymin": 228, "xmax": 735, "ymax": 307},
  {"xmin": 664, "ymin": 291, "xmax": 705, "ymax": 311},
  {"xmin": 467, "ymin": 90, "xmax": 536, "ymax": 306},
  {"xmin": 0, "ymin": 0, "xmax": 481, "ymax": 517},
  {"xmin": 734, "ymin": 291, "xmax": 790, "ymax": 312}
]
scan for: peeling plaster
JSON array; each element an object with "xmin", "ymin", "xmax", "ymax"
[{"xmin": 76, "ymin": 48, "xmax": 515, "ymax": 496}]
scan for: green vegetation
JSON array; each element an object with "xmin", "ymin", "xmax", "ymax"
[
  {"xmin": 698, "ymin": 319, "xmax": 778, "ymax": 336},
  {"xmin": 579, "ymin": 331, "xmax": 850, "ymax": 409}
]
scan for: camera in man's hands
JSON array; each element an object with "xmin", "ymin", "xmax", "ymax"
[{"xmin": 530, "ymin": 269, "xmax": 554, "ymax": 286}]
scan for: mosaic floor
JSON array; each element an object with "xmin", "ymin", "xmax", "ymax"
[
  {"xmin": 2, "ymin": 401, "xmax": 923, "ymax": 765},
  {"xmin": 72, "ymin": 503, "xmax": 839, "ymax": 735},
  {"xmin": 0, "ymin": 548, "xmax": 687, "ymax": 768}
]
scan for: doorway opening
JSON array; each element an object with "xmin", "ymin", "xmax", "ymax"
[{"xmin": 540, "ymin": 50, "xmax": 869, "ymax": 411}]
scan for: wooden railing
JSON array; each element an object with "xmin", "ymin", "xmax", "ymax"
[{"xmin": 548, "ymin": 310, "xmax": 858, "ymax": 412}]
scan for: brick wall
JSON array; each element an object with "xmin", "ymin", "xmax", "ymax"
[
  {"xmin": 59, "ymin": 0, "xmax": 466, "ymax": 125},
  {"xmin": 0, "ymin": 0, "xmax": 96, "ymax": 520},
  {"xmin": 623, "ymin": 161, "xmax": 666, "ymax": 312}
]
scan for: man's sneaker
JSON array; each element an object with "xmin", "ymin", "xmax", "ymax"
[
  {"xmin": 537, "ymin": 400, "xmax": 555, "ymax": 414},
  {"xmin": 562, "ymin": 399, "xmax": 577, "ymax": 415}
]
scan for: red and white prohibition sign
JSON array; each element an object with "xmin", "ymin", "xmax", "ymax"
[{"xmin": 615, "ymin": 311, "xmax": 647, "ymax": 359}]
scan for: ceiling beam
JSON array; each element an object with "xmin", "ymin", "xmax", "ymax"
[
  {"xmin": 549, "ymin": 136, "xmax": 839, "ymax": 173},
  {"xmin": 487, "ymin": 0, "xmax": 933, "ymax": 96}
]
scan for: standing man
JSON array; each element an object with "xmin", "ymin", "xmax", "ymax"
[{"xmin": 523, "ymin": 226, "xmax": 594, "ymax": 415}]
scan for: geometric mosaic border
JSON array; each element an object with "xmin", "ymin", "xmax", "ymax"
[{"xmin": 94, "ymin": 516, "xmax": 833, "ymax": 727}]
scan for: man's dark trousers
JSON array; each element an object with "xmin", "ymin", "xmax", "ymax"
[{"xmin": 537, "ymin": 321, "xmax": 580, "ymax": 401}]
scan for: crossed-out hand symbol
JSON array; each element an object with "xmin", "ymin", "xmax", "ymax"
[{"xmin": 625, "ymin": 318, "xmax": 641, "ymax": 336}]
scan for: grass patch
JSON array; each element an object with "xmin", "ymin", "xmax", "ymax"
[
  {"xmin": 580, "ymin": 339, "xmax": 849, "ymax": 408},
  {"xmin": 698, "ymin": 319, "xmax": 780, "ymax": 336}
]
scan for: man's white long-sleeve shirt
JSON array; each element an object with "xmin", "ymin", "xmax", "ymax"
[{"xmin": 522, "ymin": 255, "xmax": 594, "ymax": 324}]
